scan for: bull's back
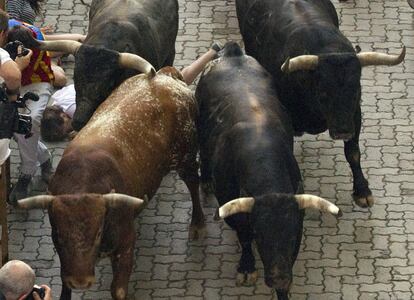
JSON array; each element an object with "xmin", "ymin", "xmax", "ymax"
[
  {"xmin": 77, "ymin": 70, "xmax": 195, "ymax": 196},
  {"xmin": 236, "ymin": 0, "xmax": 339, "ymax": 76},
  {"xmin": 87, "ymin": 0, "xmax": 178, "ymax": 68},
  {"xmin": 197, "ymin": 55, "xmax": 290, "ymax": 142}
]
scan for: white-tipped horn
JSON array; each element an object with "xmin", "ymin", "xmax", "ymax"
[
  {"xmin": 218, "ymin": 197, "xmax": 255, "ymax": 218},
  {"xmin": 36, "ymin": 40, "xmax": 82, "ymax": 55},
  {"xmin": 103, "ymin": 193, "xmax": 146, "ymax": 210},
  {"xmin": 18, "ymin": 195, "xmax": 55, "ymax": 209},
  {"xmin": 281, "ymin": 55, "xmax": 319, "ymax": 73},
  {"xmin": 118, "ymin": 53, "xmax": 156, "ymax": 77},
  {"xmin": 357, "ymin": 46, "xmax": 406, "ymax": 67},
  {"xmin": 294, "ymin": 194, "xmax": 341, "ymax": 216}
]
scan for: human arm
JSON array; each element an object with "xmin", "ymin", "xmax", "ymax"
[
  {"xmin": 0, "ymin": 48, "xmax": 21, "ymax": 99},
  {"xmin": 181, "ymin": 42, "xmax": 222, "ymax": 85},
  {"xmin": 44, "ymin": 33, "xmax": 86, "ymax": 42}
]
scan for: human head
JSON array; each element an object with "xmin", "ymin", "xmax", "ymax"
[
  {"xmin": 6, "ymin": 25, "xmax": 38, "ymax": 49},
  {"xmin": 0, "ymin": 260, "xmax": 35, "ymax": 300},
  {"xmin": 41, "ymin": 105, "xmax": 73, "ymax": 142},
  {"xmin": 27, "ymin": 0, "xmax": 45, "ymax": 15},
  {"xmin": 0, "ymin": 9, "xmax": 9, "ymax": 47}
]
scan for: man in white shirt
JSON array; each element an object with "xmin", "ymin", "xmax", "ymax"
[
  {"xmin": 40, "ymin": 83, "xmax": 75, "ymax": 142},
  {"xmin": 0, "ymin": 9, "xmax": 32, "ymax": 171}
]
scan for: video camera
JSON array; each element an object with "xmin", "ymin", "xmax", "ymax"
[
  {"xmin": 24, "ymin": 285, "xmax": 46, "ymax": 300},
  {"xmin": 3, "ymin": 40, "xmax": 30, "ymax": 60},
  {"xmin": 0, "ymin": 86, "xmax": 39, "ymax": 139}
]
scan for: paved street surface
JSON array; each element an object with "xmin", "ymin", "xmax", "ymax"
[{"xmin": 6, "ymin": 0, "xmax": 414, "ymax": 299}]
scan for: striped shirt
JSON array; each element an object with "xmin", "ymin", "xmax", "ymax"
[{"xmin": 6, "ymin": 0, "xmax": 37, "ymax": 24}]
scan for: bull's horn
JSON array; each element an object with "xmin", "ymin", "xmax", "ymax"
[
  {"xmin": 281, "ymin": 55, "xmax": 319, "ymax": 73},
  {"xmin": 118, "ymin": 53, "xmax": 156, "ymax": 78},
  {"xmin": 218, "ymin": 197, "xmax": 255, "ymax": 218},
  {"xmin": 36, "ymin": 40, "xmax": 82, "ymax": 55},
  {"xmin": 294, "ymin": 194, "xmax": 341, "ymax": 216},
  {"xmin": 18, "ymin": 195, "xmax": 55, "ymax": 209},
  {"xmin": 357, "ymin": 46, "xmax": 406, "ymax": 67},
  {"xmin": 103, "ymin": 193, "xmax": 146, "ymax": 210}
]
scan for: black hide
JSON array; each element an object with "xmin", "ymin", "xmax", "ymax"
[
  {"xmin": 196, "ymin": 42, "xmax": 303, "ymax": 299},
  {"xmin": 235, "ymin": 0, "xmax": 374, "ymax": 207},
  {"xmin": 72, "ymin": 0, "xmax": 179, "ymax": 130}
]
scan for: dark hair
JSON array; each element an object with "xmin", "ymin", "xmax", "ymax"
[
  {"xmin": 0, "ymin": 9, "xmax": 9, "ymax": 32},
  {"xmin": 27, "ymin": 0, "xmax": 44, "ymax": 15},
  {"xmin": 41, "ymin": 105, "xmax": 68, "ymax": 142},
  {"xmin": 7, "ymin": 25, "xmax": 40, "ymax": 48}
]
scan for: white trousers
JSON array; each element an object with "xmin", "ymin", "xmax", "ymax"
[{"xmin": 14, "ymin": 82, "xmax": 52, "ymax": 176}]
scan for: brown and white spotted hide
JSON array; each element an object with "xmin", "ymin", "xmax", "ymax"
[{"xmin": 42, "ymin": 66, "xmax": 204, "ymax": 300}]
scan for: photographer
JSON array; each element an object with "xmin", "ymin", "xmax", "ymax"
[
  {"xmin": 0, "ymin": 260, "xmax": 52, "ymax": 300},
  {"xmin": 0, "ymin": 9, "xmax": 32, "ymax": 169},
  {"xmin": 5, "ymin": 20, "xmax": 54, "ymax": 204}
]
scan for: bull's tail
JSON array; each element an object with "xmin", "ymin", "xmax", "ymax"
[{"xmin": 222, "ymin": 42, "xmax": 244, "ymax": 57}]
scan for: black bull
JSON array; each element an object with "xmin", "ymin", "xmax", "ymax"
[
  {"xmin": 236, "ymin": 0, "xmax": 405, "ymax": 208},
  {"xmin": 195, "ymin": 42, "xmax": 341, "ymax": 300},
  {"xmin": 35, "ymin": 0, "xmax": 178, "ymax": 131}
]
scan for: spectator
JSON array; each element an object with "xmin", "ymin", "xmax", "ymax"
[
  {"xmin": 6, "ymin": 0, "xmax": 86, "ymax": 88},
  {"xmin": 0, "ymin": 260, "xmax": 52, "ymax": 300},
  {"xmin": 41, "ymin": 83, "xmax": 75, "ymax": 142},
  {"xmin": 7, "ymin": 23, "xmax": 54, "ymax": 204},
  {"xmin": 40, "ymin": 42, "xmax": 223, "ymax": 142},
  {"xmin": 0, "ymin": 9, "xmax": 31, "ymax": 171}
]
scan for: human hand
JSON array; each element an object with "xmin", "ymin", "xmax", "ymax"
[
  {"xmin": 75, "ymin": 34, "xmax": 86, "ymax": 43},
  {"xmin": 32, "ymin": 285, "xmax": 52, "ymax": 300},
  {"xmin": 14, "ymin": 48, "xmax": 32, "ymax": 71},
  {"xmin": 41, "ymin": 24, "xmax": 55, "ymax": 34}
]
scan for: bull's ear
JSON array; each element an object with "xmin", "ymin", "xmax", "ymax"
[
  {"xmin": 18, "ymin": 195, "xmax": 55, "ymax": 209},
  {"xmin": 294, "ymin": 194, "xmax": 342, "ymax": 216},
  {"xmin": 103, "ymin": 193, "xmax": 147, "ymax": 210},
  {"xmin": 218, "ymin": 197, "xmax": 255, "ymax": 218}
]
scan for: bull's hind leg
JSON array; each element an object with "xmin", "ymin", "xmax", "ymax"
[
  {"xmin": 178, "ymin": 160, "xmax": 206, "ymax": 240},
  {"xmin": 344, "ymin": 107, "xmax": 374, "ymax": 208}
]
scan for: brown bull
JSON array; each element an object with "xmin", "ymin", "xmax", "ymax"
[{"xmin": 18, "ymin": 64, "xmax": 205, "ymax": 300}]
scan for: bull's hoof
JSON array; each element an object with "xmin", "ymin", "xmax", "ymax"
[
  {"xmin": 353, "ymin": 194, "xmax": 374, "ymax": 208},
  {"xmin": 114, "ymin": 287, "xmax": 127, "ymax": 300},
  {"xmin": 188, "ymin": 224, "xmax": 206, "ymax": 240},
  {"xmin": 236, "ymin": 271, "xmax": 258, "ymax": 286}
]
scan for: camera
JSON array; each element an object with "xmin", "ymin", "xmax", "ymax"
[
  {"xmin": 0, "ymin": 87, "xmax": 39, "ymax": 139},
  {"xmin": 24, "ymin": 285, "xmax": 45, "ymax": 300},
  {"xmin": 4, "ymin": 40, "xmax": 30, "ymax": 60}
]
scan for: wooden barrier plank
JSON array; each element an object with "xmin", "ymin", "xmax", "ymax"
[{"xmin": 0, "ymin": 158, "xmax": 9, "ymax": 266}]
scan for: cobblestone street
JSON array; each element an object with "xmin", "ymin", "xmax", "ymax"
[{"xmin": 6, "ymin": 0, "xmax": 414, "ymax": 299}]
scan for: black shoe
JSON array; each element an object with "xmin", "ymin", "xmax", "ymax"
[
  {"xmin": 211, "ymin": 41, "xmax": 223, "ymax": 59},
  {"xmin": 40, "ymin": 158, "xmax": 54, "ymax": 184},
  {"xmin": 211, "ymin": 41, "xmax": 223, "ymax": 52},
  {"xmin": 408, "ymin": 0, "xmax": 414, "ymax": 9},
  {"xmin": 8, "ymin": 174, "xmax": 32, "ymax": 206}
]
